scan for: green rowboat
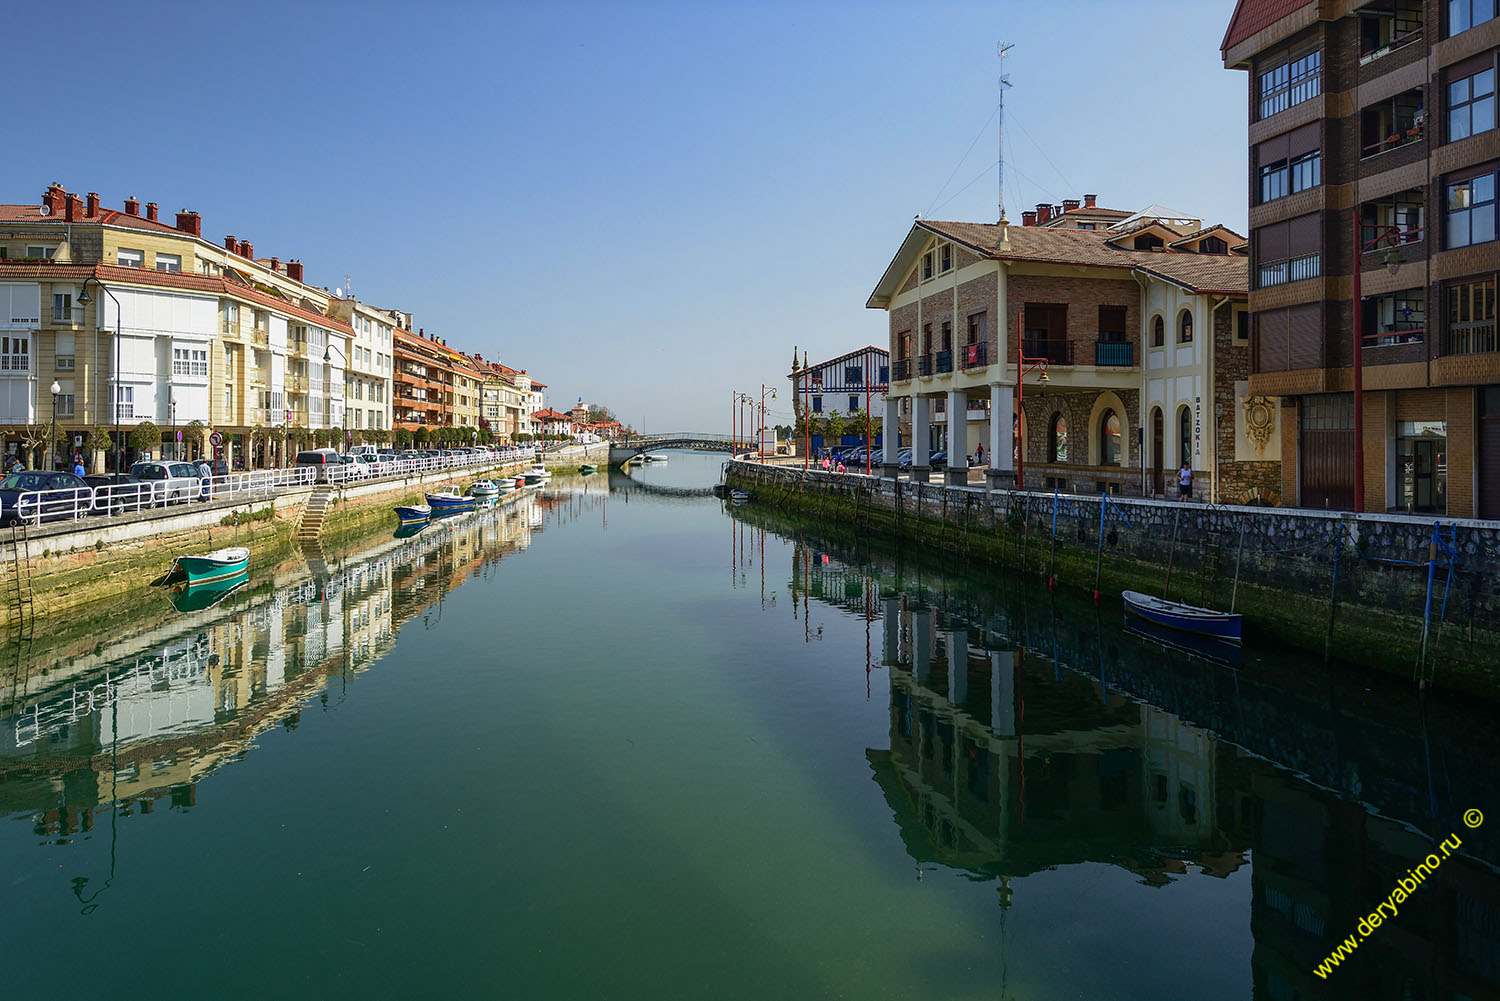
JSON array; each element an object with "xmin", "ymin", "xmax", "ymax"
[{"xmin": 164, "ymin": 546, "xmax": 251, "ymax": 586}]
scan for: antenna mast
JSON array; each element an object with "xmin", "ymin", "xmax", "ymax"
[{"xmin": 997, "ymin": 41, "xmax": 1014, "ymax": 224}]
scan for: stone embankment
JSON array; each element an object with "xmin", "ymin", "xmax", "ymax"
[
  {"xmin": 3, "ymin": 459, "xmax": 531, "ymax": 633},
  {"xmin": 725, "ymin": 460, "xmax": 1500, "ymax": 695}
]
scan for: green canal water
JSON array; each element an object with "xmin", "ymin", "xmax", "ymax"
[{"xmin": 2, "ymin": 452, "xmax": 1497, "ymax": 1000}]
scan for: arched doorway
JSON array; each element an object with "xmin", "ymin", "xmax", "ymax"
[
  {"xmin": 1178, "ymin": 406, "xmax": 1192, "ymax": 468},
  {"xmin": 1151, "ymin": 408, "xmax": 1164, "ymax": 495},
  {"xmin": 1099, "ymin": 409, "xmax": 1122, "ymax": 466}
]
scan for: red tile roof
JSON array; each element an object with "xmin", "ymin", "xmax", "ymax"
[
  {"xmin": 0, "ymin": 203, "xmax": 189, "ymax": 236},
  {"xmin": 1221, "ymin": 0, "xmax": 1315, "ymax": 52}
]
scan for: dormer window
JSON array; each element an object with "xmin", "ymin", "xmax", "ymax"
[
  {"xmin": 1201, "ymin": 236, "xmax": 1229, "ymax": 254},
  {"xmin": 1134, "ymin": 234, "xmax": 1164, "ymax": 251},
  {"xmin": 940, "ymin": 244, "xmax": 952, "ymax": 272}
]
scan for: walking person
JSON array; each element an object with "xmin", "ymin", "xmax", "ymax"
[
  {"xmin": 974, "ymin": 442, "xmax": 984, "ymax": 467},
  {"xmin": 1177, "ymin": 461, "xmax": 1193, "ymax": 501}
]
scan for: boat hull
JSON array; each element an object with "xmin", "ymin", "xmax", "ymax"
[
  {"xmin": 1122, "ymin": 590, "xmax": 1242, "ymax": 643},
  {"xmin": 394, "ymin": 505, "xmax": 431, "ymax": 525},
  {"xmin": 170, "ymin": 548, "xmax": 250, "ymax": 586},
  {"xmin": 426, "ymin": 494, "xmax": 475, "ymax": 513}
]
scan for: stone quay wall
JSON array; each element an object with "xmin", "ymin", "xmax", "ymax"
[{"xmin": 725, "ymin": 460, "xmax": 1500, "ymax": 692}]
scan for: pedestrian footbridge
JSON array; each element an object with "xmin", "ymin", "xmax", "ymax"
[{"xmin": 608, "ymin": 433, "xmax": 740, "ymax": 467}]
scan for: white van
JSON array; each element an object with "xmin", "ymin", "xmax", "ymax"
[{"xmin": 348, "ymin": 445, "xmax": 378, "ymax": 457}]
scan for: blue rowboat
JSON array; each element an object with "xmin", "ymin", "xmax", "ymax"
[
  {"xmin": 165, "ymin": 546, "xmax": 250, "ymax": 586},
  {"xmin": 1122, "ymin": 590, "xmax": 1242, "ymax": 644},
  {"xmin": 426, "ymin": 487, "xmax": 475, "ymax": 513},
  {"xmin": 394, "ymin": 504, "xmax": 431, "ymax": 525}
]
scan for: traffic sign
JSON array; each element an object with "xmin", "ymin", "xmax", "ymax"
[
  {"xmin": 209, "ymin": 430, "xmax": 224, "ymax": 447},
  {"xmin": 176, "ymin": 430, "xmax": 183, "ymax": 442}
]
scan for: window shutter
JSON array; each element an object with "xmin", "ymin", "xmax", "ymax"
[
  {"xmin": 1255, "ymin": 221, "xmax": 1289, "ymax": 261},
  {"xmin": 1287, "ymin": 122, "xmax": 1320, "ymax": 159},
  {"xmin": 1288, "ymin": 213, "xmax": 1322, "ymax": 257},
  {"xmin": 1287, "ymin": 303, "xmax": 1322, "ymax": 368},
  {"xmin": 1256, "ymin": 309, "xmax": 1289, "ymax": 371},
  {"xmin": 55, "ymin": 332, "xmax": 74, "ymax": 355}
]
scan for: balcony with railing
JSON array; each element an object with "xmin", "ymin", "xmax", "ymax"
[
  {"xmin": 1445, "ymin": 320, "xmax": 1497, "ymax": 356},
  {"xmin": 286, "ymin": 373, "xmax": 309, "ymax": 392},
  {"xmin": 1360, "ymin": 89, "xmax": 1424, "ymax": 160},
  {"xmin": 935, "ymin": 349, "xmax": 953, "ymax": 374},
  {"xmin": 917, "ymin": 354, "xmax": 934, "ymax": 377},
  {"xmin": 221, "ymin": 319, "xmax": 241, "ymax": 337},
  {"xmin": 251, "ymin": 327, "xmax": 269, "ymax": 347},
  {"xmin": 892, "ymin": 357, "xmax": 912, "ymax": 381},
  {"xmin": 959, "ymin": 341, "xmax": 988, "ymax": 369},
  {"xmin": 1021, "ymin": 336, "xmax": 1074, "ymax": 365},
  {"xmin": 1095, "ymin": 341, "xmax": 1135, "ymax": 367},
  {"xmin": 51, "ymin": 306, "xmax": 74, "ymax": 324}
]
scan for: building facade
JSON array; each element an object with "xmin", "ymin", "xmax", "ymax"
[
  {"xmin": 1223, "ymin": 0, "xmax": 1500, "ymax": 517},
  {"xmin": 325, "ymin": 297, "xmax": 394, "ymax": 440},
  {"xmin": 867, "ymin": 200, "xmax": 1280, "ymax": 502},
  {"xmin": 789, "ymin": 345, "xmax": 890, "ymax": 453}
]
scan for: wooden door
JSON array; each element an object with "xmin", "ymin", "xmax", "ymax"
[{"xmin": 1151, "ymin": 409, "xmax": 1164, "ymax": 495}]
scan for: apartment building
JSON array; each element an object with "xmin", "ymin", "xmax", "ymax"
[
  {"xmin": 393, "ymin": 324, "xmax": 454, "ymax": 432},
  {"xmin": 325, "ymin": 296, "xmax": 395, "ymax": 439},
  {"xmin": 1223, "ymin": 0, "xmax": 1500, "ymax": 517},
  {"xmin": 789, "ymin": 346, "xmax": 890, "ymax": 453},
  {"xmin": 0, "ymin": 183, "xmax": 349, "ymax": 470},
  {"xmin": 867, "ymin": 199, "xmax": 1279, "ymax": 502}
]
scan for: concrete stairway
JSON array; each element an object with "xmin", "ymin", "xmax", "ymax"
[{"xmin": 297, "ymin": 486, "xmax": 335, "ymax": 542}]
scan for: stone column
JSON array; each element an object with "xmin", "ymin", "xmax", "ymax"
[
  {"xmin": 946, "ymin": 389, "xmax": 969, "ymax": 486},
  {"xmin": 947, "ymin": 631, "xmax": 968, "ymax": 705},
  {"xmin": 882, "ymin": 395, "xmax": 901, "ymax": 478},
  {"xmin": 911, "ymin": 396, "xmax": 931, "ymax": 483},
  {"xmin": 987, "ymin": 383, "xmax": 1015, "ymax": 491}
]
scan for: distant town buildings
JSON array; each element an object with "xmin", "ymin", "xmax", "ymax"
[{"xmin": 0, "ymin": 182, "xmax": 552, "ymax": 469}]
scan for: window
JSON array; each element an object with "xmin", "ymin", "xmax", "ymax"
[
  {"xmin": 115, "ymin": 386, "xmax": 134, "ymax": 420},
  {"xmin": 1259, "ymin": 48, "xmax": 1321, "ymax": 120},
  {"xmin": 1180, "ymin": 407, "xmax": 1193, "ymax": 466},
  {"xmin": 1236, "ymin": 311, "xmax": 1250, "ymax": 343},
  {"xmin": 1446, "ymin": 278, "xmax": 1497, "ymax": 353},
  {"xmin": 225, "ymin": 385, "xmax": 233, "ymax": 414},
  {"xmin": 1049, "ymin": 413, "xmax": 1068, "ymax": 462},
  {"xmin": 55, "ymin": 331, "xmax": 74, "ymax": 370},
  {"xmin": 1256, "ymin": 214, "xmax": 1323, "ymax": 288},
  {"xmin": 1290, "ymin": 151, "xmax": 1321, "ymax": 193},
  {"xmin": 1256, "ymin": 125, "xmax": 1319, "ymax": 203},
  {"xmin": 1179, "ymin": 310, "xmax": 1194, "ymax": 343},
  {"xmin": 222, "ymin": 302, "xmax": 239, "ymax": 333},
  {"xmin": 26, "ymin": 246, "xmax": 55, "ymax": 260},
  {"xmin": 1, "ymin": 335, "xmax": 28, "ymax": 372},
  {"xmin": 1450, "ymin": 0, "xmax": 1498, "ymax": 37},
  {"xmin": 1100, "ymin": 410, "xmax": 1122, "ymax": 466},
  {"xmin": 1152, "ymin": 315, "xmax": 1165, "ymax": 347},
  {"xmin": 1259, "ymin": 161, "xmax": 1289, "ymax": 203},
  {"xmin": 1361, "ymin": 189, "xmax": 1425, "ymax": 246},
  {"xmin": 1202, "ymin": 236, "xmax": 1229, "ymax": 254},
  {"xmin": 849, "ymin": 396, "xmax": 860, "ymax": 412},
  {"xmin": 845, "ymin": 365, "xmax": 863, "ymax": 384},
  {"xmin": 1078, "ymin": 223, "xmax": 1096, "ymax": 230},
  {"xmin": 116, "ymin": 248, "xmax": 143, "ymax": 268},
  {"xmin": 172, "ymin": 347, "xmax": 209, "ymax": 377},
  {"xmin": 1134, "ymin": 233, "xmax": 1164, "ymax": 251},
  {"xmin": 1447, "ymin": 169, "xmax": 1498, "ymax": 248},
  {"xmin": 1098, "ymin": 306, "xmax": 1127, "ymax": 342},
  {"xmin": 1450, "ymin": 66, "xmax": 1496, "ymax": 141},
  {"xmin": 940, "ymin": 244, "xmax": 952, "ymax": 272},
  {"xmin": 921, "ymin": 323, "xmax": 933, "ymax": 354},
  {"xmin": 155, "ymin": 253, "xmax": 181, "ymax": 273},
  {"xmin": 52, "ymin": 292, "xmax": 72, "ymax": 323},
  {"xmin": 812, "ymin": 396, "xmax": 822, "ymax": 413},
  {"xmin": 966, "ymin": 311, "xmax": 986, "ymax": 344},
  {"xmin": 922, "ymin": 251, "xmax": 934, "ymax": 280},
  {"xmin": 54, "ymin": 392, "xmax": 74, "ymax": 417},
  {"xmin": 940, "ymin": 320, "xmax": 952, "ymax": 351}
]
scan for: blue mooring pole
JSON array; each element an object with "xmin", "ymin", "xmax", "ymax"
[{"xmin": 1048, "ymin": 487, "xmax": 1059, "ymax": 592}]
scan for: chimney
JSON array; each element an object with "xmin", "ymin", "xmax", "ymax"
[
  {"xmin": 175, "ymin": 210, "xmax": 201, "ymax": 237},
  {"xmin": 1062, "ymin": 198, "xmax": 1080, "ymax": 213},
  {"xmin": 1053, "ymin": 205, "xmax": 1063, "ymax": 219},
  {"xmin": 146, "ymin": 202, "xmax": 158, "ymax": 222},
  {"xmin": 241, "ymin": 241, "xmax": 254, "ymax": 259},
  {"xmin": 286, "ymin": 260, "xmax": 303, "ymax": 282},
  {"xmin": 1036, "ymin": 203, "xmax": 1052, "ymax": 224},
  {"xmin": 43, "ymin": 183, "xmax": 67, "ymax": 216},
  {"xmin": 123, "ymin": 196, "xmax": 139, "ymax": 216},
  {"xmin": 86, "ymin": 192, "xmax": 100, "ymax": 217},
  {"xmin": 1084, "ymin": 193, "xmax": 1097, "ymax": 208},
  {"xmin": 270, "ymin": 257, "xmax": 280, "ymax": 273},
  {"xmin": 65, "ymin": 193, "xmax": 83, "ymax": 222},
  {"xmin": 225, "ymin": 234, "xmax": 237, "ymax": 251},
  {"xmin": 1022, "ymin": 210, "xmax": 1037, "ymax": 227}
]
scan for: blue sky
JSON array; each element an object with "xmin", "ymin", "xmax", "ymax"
[{"xmin": 5, "ymin": 0, "xmax": 1246, "ymax": 431}]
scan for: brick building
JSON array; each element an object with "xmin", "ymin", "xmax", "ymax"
[
  {"xmin": 867, "ymin": 200, "xmax": 1279, "ymax": 502},
  {"xmin": 1223, "ymin": 0, "xmax": 1500, "ymax": 517}
]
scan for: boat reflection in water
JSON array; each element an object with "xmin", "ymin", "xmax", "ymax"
[
  {"xmin": 168, "ymin": 569, "xmax": 251, "ymax": 615},
  {"xmin": 769, "ymin": 518, "xmax": 1500, "ymax": 1001},
  {"xmin": 0, "ymin": 492, "xmax": 543, "ymax": 850}
]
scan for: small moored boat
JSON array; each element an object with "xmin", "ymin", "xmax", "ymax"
[
  {"xmin": 470, "ymin": 479, "xmax": 500, "ymax": 496},
  {"xmin": 426, "ymin": 486, "xmax": 476, "ymax": 513},
  {"xmin": 165, "ymin": 546, "xmax": 251, "ymax": 586},
  {"xmin": 644, "ymin": 454, "xmax": 667, "ymax": 463},
  {"xmin": 578, "ymin": 464, "xmax": 597, "ymax": 473},
  {"xmin": 169, "ymin": 569, "xmax": 250, "ymax": 613},
  {"xmin": 730, "ymin": 489, "xmax": 750, "ymax": 503},
  {"xmin": 1122, "ymin": 590, "xmax": 1242, "ymax": 644},
  {"xmin": 394, "ymin": 504, "xmax": 432, "ymax": 525}
]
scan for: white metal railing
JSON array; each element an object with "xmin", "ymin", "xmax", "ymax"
[{"xmin": 10, "ymin": 449, "xmax": 531, "ymax": 527}]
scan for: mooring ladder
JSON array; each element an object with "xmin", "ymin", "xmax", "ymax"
[{"xmin": 9, "ymin": 524, "xmax": 35, "ymax": 628}]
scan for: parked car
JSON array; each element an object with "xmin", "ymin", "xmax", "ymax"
[
  {"xmin": 928, "ymin": 451, "xmax": 948, "ymax": 470},
  {"xmin": 84, "ymin": 473, "xmax": 154, "ymax": 514},
  {"xmin": 0, "ymin": 470, "xmax": 92, "ymax": 525},
  {"xmin": 130, "ymin": 461, "xmax": 197, "ymax": 504},
  {"xmin": 897, "ymin": 448, "xmax": 914, "ymax": 471},
  {"xmin": 294, "ymin": 449, "xmax": 343, "ymax": 482}
]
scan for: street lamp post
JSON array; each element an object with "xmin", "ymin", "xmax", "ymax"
[
  {"xmin": 75, "ymin": 276, "xmax": 121, "ymax": 474},
  {"xmin": 1015, "ymin": 314, "xmax": 1050, "ymax": 492},
  {"xmin": 1350, "ymin": 218, "xmax": 1411, "ymax": 514},
  {"xmin": 49, "ymin": 379, "xmax": 61, "ymax": 471},
  {"xmin": 759, "ymin": 384, "xmax": 776, "ymax": 459},
  {"xmin": 323, "ymin": 340, "xmax": 346, "ymax": 453}
]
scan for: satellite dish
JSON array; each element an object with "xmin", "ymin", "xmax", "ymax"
[
  {"xmin": 334, "ymin": 287, "xmax": 343, "ymax": 298},
  {"xmin": 38, "ymin": 204, "xmax": 50, "ymax": 217}
]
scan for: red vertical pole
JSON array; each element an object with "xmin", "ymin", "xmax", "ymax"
[
  {"xmin": 1016, "ymin": 314, "xmax": 1024, "ymax": 492},
  {"xmin": 1352, "ymin": 212, "xmax": 1365, "ymax": 514},
  {"xmin": 866, "ymin": 353, "xmax": 872, "ymax": 476}
]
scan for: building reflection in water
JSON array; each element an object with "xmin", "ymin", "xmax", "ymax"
[
  {"xmin": 0, "ymin": 493, "xmax": 543, "ymax": 852},
  {"xmin": 774, "ymin": 528, "xmax": 1500, "ymax": 1001}
]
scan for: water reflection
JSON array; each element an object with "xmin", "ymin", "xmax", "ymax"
[
  {"xmin": 0, "ymin": 492, "xmax": 544, "ymax": 846},
  {"xmin": 756, "ymin": 514, "xmax": 1500, "ymax": 1001}
]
